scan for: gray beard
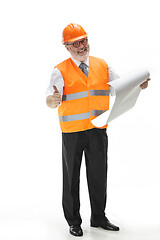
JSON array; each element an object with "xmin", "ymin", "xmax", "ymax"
[{"xmin": 70, "ymin": 45, "xmax": 90, "ymax": 62}]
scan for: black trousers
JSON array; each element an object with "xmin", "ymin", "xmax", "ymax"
[{"xmin": 62, "ymin": 128, "xmax": 108, "ymax": 226}]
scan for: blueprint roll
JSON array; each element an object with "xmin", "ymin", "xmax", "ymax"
[{"xmin": 91, "ymin": 69, "xmax": 150, "ymax": 127}]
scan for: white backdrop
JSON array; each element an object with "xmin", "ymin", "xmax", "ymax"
[{"xmin": 0, "ymin": 0, "xmax": 160, "ymax": 239}]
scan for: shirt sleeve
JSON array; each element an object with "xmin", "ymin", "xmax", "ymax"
[
  {"xmin": 108, "ymin": 65, "xmax": 119, "ymax": 82},
  {"xmin": 46, "ymin": 68, "xmax": 64, "ymax": 97},
  {"xmin": 108, "ymin": 65, "xmax": 119, "ymax": 96}
]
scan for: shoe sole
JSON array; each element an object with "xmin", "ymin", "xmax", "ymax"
[
  {"xmin": 69, "ymin": 230, "xmax": 83, "ymax": 237},
  {"xmin": 90, "ymin": 223, "xmax": 99, "ymax": 228},
  {"xmin": 91, "ymin": 223, "xmax": 120, "ymax": 231},
  {"xmin": 70, "ymin": 232, "xmax": 83, "ymax": 237}
]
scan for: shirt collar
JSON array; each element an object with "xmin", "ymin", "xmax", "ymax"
[{"xmin": 71, "ymin": 56, "xmax": 89, "ymax": 67}]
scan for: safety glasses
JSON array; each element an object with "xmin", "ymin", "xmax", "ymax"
[{"xmin": 65, "ymin": 38, "xmax": 88, "ymax": 48}]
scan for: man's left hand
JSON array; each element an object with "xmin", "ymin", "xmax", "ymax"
[{"xmin": 140, "ymin": 78, "xmax": 151, "ymax": 89}]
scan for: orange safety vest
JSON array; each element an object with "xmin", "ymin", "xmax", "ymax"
[{"xmin": 55, "ymin": 56, "xmax": 110, "ymax": 133}]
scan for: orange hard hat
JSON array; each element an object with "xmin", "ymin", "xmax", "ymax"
[{"xmin": 62, "ymin": 23, "xmax": 88, "ymax": 44}]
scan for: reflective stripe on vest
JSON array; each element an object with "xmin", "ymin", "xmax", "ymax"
[
  {"xmin": 62, "ymin": 90, "xmax": 110, "ymax": 101},
  {"xmin": 62, "ymin": 91, "xmax": 88, "ymax": 101},
  {"xmin": 89, "ymin": 90, "xmax": 110, "ymax": 96},
  {"xmin": 91, "ymin": 110, "xmax": 106, "ymax": 116},
  {"xmin": 59, "ymin": 112, "xmax": 89, "ymax": 122},
  {"xmin": 59, "ymin": 110, "xmax": 106, "ymax": 122}
]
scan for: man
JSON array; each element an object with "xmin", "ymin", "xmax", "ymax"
[{"xmin": 46, "ymin": 23, "xmax": 150, "ymax": 237}]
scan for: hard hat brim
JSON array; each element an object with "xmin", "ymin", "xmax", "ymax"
[{"xmin": 63, "ymin": 34, "xmax": 88, "ymax": 44}]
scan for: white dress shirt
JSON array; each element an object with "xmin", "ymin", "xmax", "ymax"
[{"xmin": 46, "ymin": 56, "xmax": 119, "ymax": 97}]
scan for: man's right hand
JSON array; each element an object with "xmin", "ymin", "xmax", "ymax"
[{"xmin": 46, "ymin": 85, "xmax": 62, "ymax": 109}]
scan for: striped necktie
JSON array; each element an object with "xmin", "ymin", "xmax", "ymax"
[{"xmin": 79, "ymin": 62, "xmax": 89, "ymax": 77}]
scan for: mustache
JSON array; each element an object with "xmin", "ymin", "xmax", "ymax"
[{"xmin": 78, "ymin": 46, "xmax": 89, "ymax": 53}]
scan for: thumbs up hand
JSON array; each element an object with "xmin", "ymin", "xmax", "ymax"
[
  {"xmin": 52, "ymin": 85, "xmax": 62, "ymax": 106},
  {"xmin": 46, "ymin": 85, "xmax": 62, "ymax": 109},
  {"xmin": 53, "ymin": 85, "xmax": 59, "ymax": 93}
]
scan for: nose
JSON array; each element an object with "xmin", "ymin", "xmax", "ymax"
[{"xmin": 79, "ymin": 41, "xmax": 84, "ymax": 48}]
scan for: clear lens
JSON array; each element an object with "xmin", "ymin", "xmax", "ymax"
[{"xmin": 72, "ymin": 38, "xmax": 88, "ymax": 48}]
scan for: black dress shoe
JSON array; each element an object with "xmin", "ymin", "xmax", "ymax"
[
  {"xmin": 69, "ymin": 225, "xmax": 83, "ymax": 237},
  {"xmin": 91, "ymin": 217, "xmax": 120, "ymax": 231}
]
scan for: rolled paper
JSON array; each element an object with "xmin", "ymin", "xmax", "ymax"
[{"xmin": 91, "ymin": 69, "xmax": 150, "ymax": 127}]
